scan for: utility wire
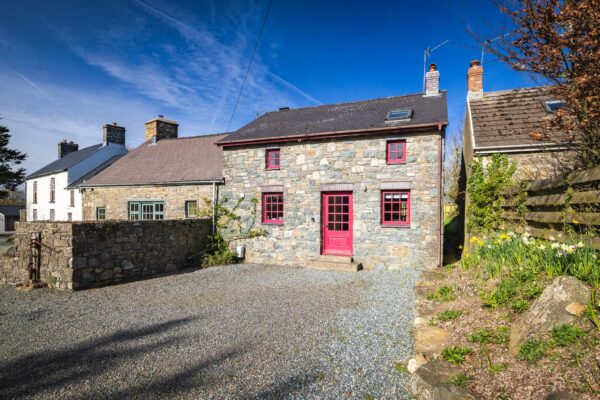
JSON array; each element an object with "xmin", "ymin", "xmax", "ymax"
[{"xmin": 226, "ymin": 0, "xmax": 273, "ymax": 132}]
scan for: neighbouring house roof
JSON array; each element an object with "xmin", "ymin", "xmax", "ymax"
[
  {"xmin": 67, "ymin": 155, "xmax": 125, "ymax": 188},
  {"xmin": 0, "ymin": 205, "xmax": 25, "ymax": 217},
  {"xmin": 218, "ymin": 92, "xmax": 448, "ymax": 145},
  {"xmin": 26, "ymin": 144, "xmax": 103, "ymax": 180},
  {"xmin": 469, "ymin": 86, "xmax": 566, "ymax": 150},
  {"xmin": 81, "ymin": 133, "xmax": 227, "ymax": 187}
]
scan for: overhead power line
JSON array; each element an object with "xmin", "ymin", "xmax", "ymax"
[{"xmin": 226, "ymin": 0, "xmax": 273, "ymax": 132}]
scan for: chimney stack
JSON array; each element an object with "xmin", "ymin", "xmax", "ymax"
[
  {"xmin": 467, "ymin": 60, "xmax": 484, "ymax": 99},
  {"xmin": 145, "ymin": 116, "xmax": 178, "ymax": 143},
  {"xmin": 103, "ymin": 122, "xmax": 126, "ymax": 146},
  {"xmin": 58, "ymin": 140, "xmax": 79, "ymax": 159},
  {"xmin": 424, "ymin": 63, "xmax": 440, "ymax": 96}
]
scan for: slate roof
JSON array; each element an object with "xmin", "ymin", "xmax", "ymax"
[
  {"xmin": 26, "ymin": 144, "xmax": 103, "ymax": 180},
  {"xmin": 469, "ymin": 86, "xmax": 565, "ymax": 148},
  {"xmin": 219, "ymin": 92, "xmax": 448, "ymax": 144},
  {"xmin": 81, "ymin": 134, "xmax": 226, "ymax": 186},
  {"xmin": 0, "ymin": 205, "xmax": 24, "ymax": 217},
  {"xmin": 68, "ymin": 155, "xmax": 125, "ymax": 188}
]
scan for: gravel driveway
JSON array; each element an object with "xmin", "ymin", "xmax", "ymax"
[{"xmin": 0, "ymin": 264, "xmax": 417, "ymax": 399}]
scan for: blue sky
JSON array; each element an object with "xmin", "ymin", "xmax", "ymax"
[{"xmin": 0, "ymin": 0, "xmax": 535, "ymax": 174}]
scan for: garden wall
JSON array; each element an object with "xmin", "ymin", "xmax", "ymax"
[{"xmin": 0, "ymin": 219, "xmax": 211, "ymax": 290}]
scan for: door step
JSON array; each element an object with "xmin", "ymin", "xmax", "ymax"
[{"xmin": 306, "ymin": 255, "xmax": 363, "ymax": 272}]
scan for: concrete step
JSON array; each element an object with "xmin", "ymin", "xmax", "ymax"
[{"xmin": 306, "ymin": 255, "xmax": 363, "ymax": 272}]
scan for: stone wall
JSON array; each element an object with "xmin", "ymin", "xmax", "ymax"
[
  {"xmin": 222, "ymin": 131, "xmax": 443, "ymax": 270},
  {"xmin": 0, "ymin": 219, "xmax": 210, "ymax": 290},
  {"xmin": 81, "ymin": 184, "xmax": 217, "ymax": 221}
]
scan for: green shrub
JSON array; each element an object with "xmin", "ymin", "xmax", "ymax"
[
  {"xmin": 551, "ymin": 324, "xmax": 587, "ymax": 346},
  {"xmin": 481, "ymin": 279, "xmax": 516, "ymax": 309},
  {"xmin": 441, "ymin": 346, "xmax": 472, "ymax": 364},
  {"xmin": 511, "ymin": 299, "xmax": 530, "ymax": 314},
  {"xmin": 201, "ymin": 233, "xmax": 235, "ymax": 267},
  {"xmin": 522, "ymin": 283, "xmax": 543, "ymax": 300},
  {"xmin": 47, "ymin": 276, "xmax": 57, "ymax": 286},
  {"xmin": 426, "ymin": 285, "xmax": 455, "ymax": 302},
  {"xmin": 437, "ymin": 310, "xmax": 463, "ymax": 321},
  {"xmin": 468, "ymin": 326, "xmax": 509, "ymax": 344},
  {"xmin": 394, "ymin": 362, "xmax": 409, "ymax": 373},
  {"xmin": 448, "ymin": 372, "xmax": 472, "ymax": 386},
  {"xmin": 518, "ymin": 340, "xmax": 546, "ymax": 364}
]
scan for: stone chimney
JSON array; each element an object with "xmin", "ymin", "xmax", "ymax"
[
  {"xmin": 467, "ymin": 60, "xmax": 484, "ymax": 99},
  {"xmin": 145, "ymin": 116, "xmax": 178, "ymax": 143},
  {"xmin": 103, "ymin": 123, "xmax": 126, "ymax": 146},
  {"xmin": 425, "ymin": 63, "xmax": 440, "ymax": 96},
  {"xmin": 58, "ymin": 140, "xmax": 79, "ymax": 159}
]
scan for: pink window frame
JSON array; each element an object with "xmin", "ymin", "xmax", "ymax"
[
  {"xmin": 262, "ymin": 192, "xmax": 284, "ymax": 225},
  {"xmin": 381, "ymin": 190, "xmax": 411, "ymax": 226},
  {"xmin": 386, "ymin": 140, "xmax": 407, "ymax": 164},
  {"xmin": 266, "ymin": 148, "xmax": 281, "ymax": 170}
]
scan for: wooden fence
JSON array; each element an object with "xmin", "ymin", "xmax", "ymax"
[{"xmin": 502, "ymin": 165, "xmax": 600, "ymax": 249}]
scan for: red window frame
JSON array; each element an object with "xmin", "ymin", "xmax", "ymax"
[
  {"xmin": 262, "ymin": 192, "xmax": 284, "ymax": 224},
  {"xmin": 386, "ymin": 140, "xmax": 406, "ymax": 164},
  {"xmin": 266, "ymin": 148, "xmax": 281, "ymax": 170},
  {"xmin": 381, "ymin": 190, "xmax": 410, "ymax": 226}
]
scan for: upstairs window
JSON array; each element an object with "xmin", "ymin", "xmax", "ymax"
[
  {"xmin": 266, "ymin": 148, "xmax": 280, "ymax": 170},
  {"xmin": 262, "ymin": 193, "xmax": 284, "ymax": 224},
  {"xmin": 381, "ymin": 190, "xmax": 410, "ymax": 226},
  {"xmin": 96, "ymin": 207, "xmax": 106, "ymax": 221},
  {"xmin": 542, "ymin": 100, "xmax": 567, "ymax": 113},
  {"xmin": 387, "ymin": 140, "xmax": 407, "ymax": 164},
  {"xmin": 386, "ymin": 108, "xmax": 413, "ymax": 121},
  {"xmin": 70, "ymin": 190, "xmax": 75, "ymax": 207},
  {"xmin": 129, "ymin": 201, "xmax": 164, "ymax": 220},
  {"xmin": 49, "ymin": 178, "xmax": 56, "ymax": 203},
  {"xmin": 33, "ymin": 181, "xmax": 38, "ymax": 204},
  {"xmin": 185, "ymin": 200, "xmax": 198, "ymax": 218}
]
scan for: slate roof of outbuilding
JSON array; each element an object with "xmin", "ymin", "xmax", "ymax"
[
  {"xmin": 0, "ymin": 205, "xmax": 24, "ymax": 217},
  {"xmin": 469, "ymin": 86, "xmax": 565, "ymax": 148},
  {"xmin": 26, "ymin": 144, "xmax": 103, "ymax": 180},
  {"xmin": 81, "ymin": 133, "xmax": 226, "ymax": 186},
  {"xmin": 219, "ymin": 92, "xmax": 448, "ymax": 144}
]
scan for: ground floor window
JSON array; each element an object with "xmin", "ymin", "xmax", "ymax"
[
  {"xmin": 262, "ymin": 192, "xmax": 284, "ymax": 224},
  {"xmin": 67, "ymin": 212, "xmax": 72, "ymax": 221},
  {"xmin": 96, "ymin": 207, "xmax": 106, "ymax": 221},
  {"xmin": 32, "ymin": 209, "xmax": 37, "ymax": 221},
  {"xmin": 381, "ymin": 190, "xmax": 410, "ymax": 226},
  {"xmin": 185, "ymin": 200, "xmax": 198, "ymax": 218},
  {"xmin": 128, "ymin": 201, "xmax": 164, "ymax": 220},
  {"xmin": 49, "ymin": 209, "xmax": 55, "ymax": 221}
]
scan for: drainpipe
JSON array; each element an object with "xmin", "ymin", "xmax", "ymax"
[
  {"xmin": 211, "ymin": 182, "xmax": 217, "ymax": 235},
  {"xmin": 437, "ymin": 127, "xmax": 445, "ymax": 268}
]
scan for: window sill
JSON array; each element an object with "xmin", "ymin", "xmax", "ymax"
[
  {"xmin": 266, "ymin": 168, "xmax": 281, "ymax": 171},
  {"xmin": 381, "ymin": 224, "xmax": 411, "ymax": 228},
  {"xmin": 386, "ymin": 161, "xmax": 407, "ymax": 165},
  {"xmin": 262, "ymin": 222, "xmax": 284, "ymax": 226}
]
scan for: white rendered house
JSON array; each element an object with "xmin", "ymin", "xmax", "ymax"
[{"xmin": 26, "ymin": 124, "xmax": 128, "ymax": 222}]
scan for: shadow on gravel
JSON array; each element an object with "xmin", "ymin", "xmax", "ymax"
[{"xmin": 0, "ymin": 316, "xmax": 243, "ymax": 399}]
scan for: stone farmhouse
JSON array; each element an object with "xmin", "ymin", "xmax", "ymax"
[
  {"xmin": 463, "ymin": 60, "xmax": 570, "ymax": 181},
  {"xmin": 79, "ymin": 117, "xmax": 226, "ymax": 221},
  {"xmin": 25, "ymin": 124, "xmax": 128, "ymax": 222},
  {"xmin": 216, "ymin": 65, "xmax": 448, "ymax": 270}
]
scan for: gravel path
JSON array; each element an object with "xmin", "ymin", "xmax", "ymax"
[{"xmin": 0, "ymin": 264, "xmax": 417, "ymax": 399}]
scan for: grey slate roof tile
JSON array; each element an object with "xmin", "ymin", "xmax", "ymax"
[{"xmin": 27, "ymin": 144, "xmax": 103, "ymax": 179}]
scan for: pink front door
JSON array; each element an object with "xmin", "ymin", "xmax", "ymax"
[{"xmin": 322, "ymin": 192, "xmax": 353, "ymax": 256}]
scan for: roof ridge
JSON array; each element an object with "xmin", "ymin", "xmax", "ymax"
[
  {"xmin": 260, "ymin": 90, "xmax": 447, "ymax": 115},
  {"xmin": 156, "ymin": 133, "xmax": 228, "ymax": 141},
  {"xmin": 474, "ymin": 85, "xmax": 553, "ymax": 98}
]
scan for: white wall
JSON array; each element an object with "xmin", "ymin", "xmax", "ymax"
[{"xmin": 26, "ymin": 172, "xmax": 83, "ymax": 221}]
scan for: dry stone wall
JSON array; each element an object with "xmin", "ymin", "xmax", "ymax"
[
  {"xmin": 0, "ymin": 219, "xmax": 210, "ymax": 290},
  {"xmin": 222, "ymin": 132, "xmax": 443, "ymax": 270}
]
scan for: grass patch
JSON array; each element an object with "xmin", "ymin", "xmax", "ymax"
[
  {"xmin": 426, "ymin": 285, "xmax": 456, "ymax": 302},
  {"xmin": 437, "ymin": 310, "xmax": 463, "ymax": 321},
  {"xmin": 551, "ymin": 324, "xmax": 587, "ymax": 347},
  {"xmin": 518, "ymin": 339, "xmax": 546, "ymax": 364},
  {"xmin": 441, "ymin": 346, "xmax": 472, "ymax": 364},
  {"xmin": 510, "ymin": 299, "xmax": 530, "ymax": 314},
  {"xmin": 448, "ymin": 372, "xmax": 472, "ymax": 386},
  {"xmin": 489, "ymin": 363, "xmax": 508, "ymax": 373},
  {"xmin": 468, "ymin": 326, "xmax": 509, "ymax": 344},
  {"xmin": 394, "ymin": 361, "xmax": 409, "ymax": 373}
]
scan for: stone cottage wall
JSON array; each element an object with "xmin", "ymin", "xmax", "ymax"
[
  {"xmin": 222, "ymin": 131, "xmax": 443, "ymax": 270},
  {"xmin": 81, "ymin": 184, "xmax": 217, "ymax": 221},
  {"xmin": 0, "ymin": 219, "xmax": 210, "ymax": 289}
]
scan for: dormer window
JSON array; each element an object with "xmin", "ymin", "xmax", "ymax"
[
  {"xmin": 386, "ymin": 108, "xmax": 413, "ymax": 121},
  {"xmin": 542, "ymin": 100, "xmax": 567, "ymax": 113}
]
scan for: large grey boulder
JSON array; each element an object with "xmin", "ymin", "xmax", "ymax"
[
  {"xmin": 509, "ymin": 276, "xmax": 591, "ymax": 356},
  {"xmin": 406, "ymin": 360, "xmax": 477, "ymax": 400}
]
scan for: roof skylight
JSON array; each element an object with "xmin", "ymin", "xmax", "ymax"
[
  {"xmin": 386, "ymin": 108, "xmax": 413, "ymax": 121},
  {"xmin": 542, "ymin": 100, "xmax": 567, "ymax": 113}
]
